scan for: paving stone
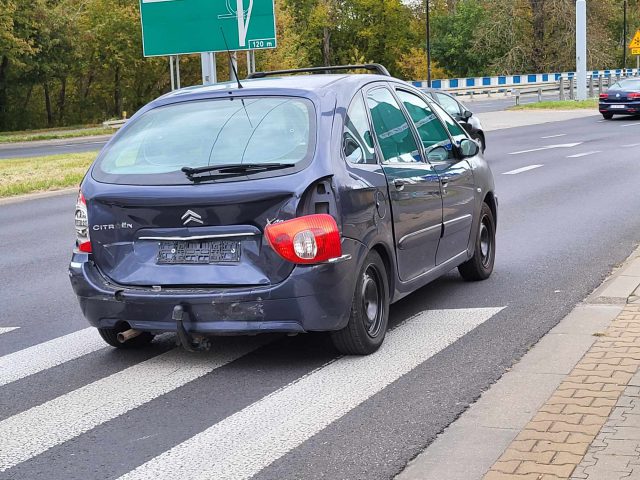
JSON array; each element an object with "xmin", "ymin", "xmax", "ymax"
[
  {"xmin": 516, "ymin": 460, "xmax": 575, "ymax": 476},
  {"xmin": 594, "ymin": 438, "xmax": 640, "ymax": 456}
]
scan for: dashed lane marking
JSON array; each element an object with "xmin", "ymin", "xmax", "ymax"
[
  {"xmin": 118, "ymin": 308, "xmax": 505, "ymax": 480},
  {"xmin": 541, "ymin": 134, "xmax": 567, "ymax": 139},
  {"xmin": 0, "ymin": 328, "xmax": 19, "ymax": 336},
  {"xmin": 508, "ymin": 143, "xmax": 582, "ymax": 155},
  {"xmin": 502, "ymin": 165, "xmax": 544, "ymax": 175},
  {"xmin": 567, "ymin": 151, "xmax": 601, "ymax": 158},
  {"xmin": 623, "ymin": 143, "xmax": 640, "ymax": 147}
]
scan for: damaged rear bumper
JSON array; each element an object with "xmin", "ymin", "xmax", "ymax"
[{"xmin": 68, "ymin": 238, "xmax": 365, "ymax": 335}]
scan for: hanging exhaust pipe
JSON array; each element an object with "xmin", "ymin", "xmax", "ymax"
[{"xmin": 117, "ymin": 328, "xmax": 142, "ymax": 343}]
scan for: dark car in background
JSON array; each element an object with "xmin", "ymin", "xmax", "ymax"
[
  {"xmin": 69, "ymin": 64, "xmax": 497, "ymax": 356},
  {"xmin": 421, "ymin": 88, "xmax": 486, "ymax": 152},
  {"xmin": 599, "ymin": 78, "xmax": 640, "ymax": 119}
]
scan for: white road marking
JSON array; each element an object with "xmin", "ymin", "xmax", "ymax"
[
  {"xmin": 0, "ymin": 328, "xmax": 106, "ymax": 387},
  {"xmin": 567, "ymin": 151, "xmax": 601, "ymax": 158},
  {"xmin": 0, "ymin": 338, "xmax": 267, "ymax": 472},
  {"xmin": 119, "ymin": 307, "xmax": 505, "ymax": 480},
  {"xmin": 502, "ymin": 165, "xmax": 544, "ymax": 175},
  {"xmin": 622, "ymin": 123, "xmax": 640, "ymax": 127},
  {"xmin": 541, "ymin": 134, "xmax": 566, "ymax": 139},
  {"xmin": 508, "ymin": 143, "xmax": 582, "ymax": 155},
  {"xmin": 622, "ymin": 143, "xmax": 640, "ymax": 147},
  {"xmin": 0, "ymin": 327, "xmax": 19, "ymax": 336}
]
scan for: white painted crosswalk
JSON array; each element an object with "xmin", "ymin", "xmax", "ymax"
[
  {"xmin": 0, "ymin": 337, "xmax": 268, "ymax": 472},
  {"xmin": 0, "ymin": 327, "xmax": 105, "ymax": 387},
  {"xmin": 119, "ymin": 307, "xmax": 503, "ymax": 480},
  {"xmin": 0, "ymin": 307, "xmax": 504, "ymax": 478}
]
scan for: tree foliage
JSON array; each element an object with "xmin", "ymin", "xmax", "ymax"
[{"xmin": 1, "ymin": 0, "xmax": 638, "ymax": 130}]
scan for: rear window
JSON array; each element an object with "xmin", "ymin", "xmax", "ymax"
[
  {"xmin": 93, "ymin": 96, "xmax": 316, "ymax": 185},
  {"xmin": 611, "ymin": 79, "xmax": 640, "ymax": 91}
]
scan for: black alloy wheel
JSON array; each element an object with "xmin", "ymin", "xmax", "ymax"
[
  {"xmin": 458, "ymin": 202, "xmax": 496, "ymax": 281},
  {"xmin": 331, "ymin": 250, "xmax": 390, "ymax": 355}
]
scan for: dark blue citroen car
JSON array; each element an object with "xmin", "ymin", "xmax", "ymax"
[{"xmin": 69, "ymin": 64, "xmax": 497, "ymax": 355}]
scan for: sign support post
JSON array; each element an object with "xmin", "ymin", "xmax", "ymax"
[
  {"xmin": 201, "ymin": 52, "xmax": 217, "ymax": 85},
  {"xmin": 576, "ymin": 0, "xmax": 587, "ymax": 100}
]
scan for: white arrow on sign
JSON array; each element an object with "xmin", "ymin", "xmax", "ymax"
[
  {"xmin": 237, "ymin": 0, "xmax": 254, "ymax": 47},
  {"xmin": 508, "ymin": 142, "xmax": 583, "ymax": 155}
]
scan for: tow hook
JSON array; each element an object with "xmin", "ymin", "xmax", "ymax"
[
  {"xmin": 173, "ymin": 305, "xmax": 196, "ymax": 352},
  {"xmin": 172, "ymin": 305, "xmax": 211, "ymax": 352}
]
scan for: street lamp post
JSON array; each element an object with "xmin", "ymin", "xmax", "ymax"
[
  {"xmin": 623, "ymin": 0, "xmax": 628, "ymax": 68},
  {"xmin": 426, "ymin": 0, "xmax": 432, "ymax": 87},
  {"xmin": 576, "ymin": 0, "xmax": 587, "ymax": 100}
]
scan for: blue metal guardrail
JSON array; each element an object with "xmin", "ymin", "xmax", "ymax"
[{"xmin": 413, "ymin": 68, "xmax": 640, "ymax": 90}]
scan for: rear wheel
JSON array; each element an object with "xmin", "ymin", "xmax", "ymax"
[
  {"xmin": 458, "ymin": 203, "xmax": 496, "ymax": 281},
  {"xmin": 602, "ymin": 112, "xmax": 614, "ymax": 120},
  {"xmin": 331, "ymin": 251, "xmax": 389, "ymax": 355},
  {"xmin": 98, "ymin": 324, "xmax": 154, "ymax": 349}
]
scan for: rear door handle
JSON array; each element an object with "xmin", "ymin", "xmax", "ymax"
[{"xmin": 393, "ymin": 179, "xmax": 405, "ymax": 190}]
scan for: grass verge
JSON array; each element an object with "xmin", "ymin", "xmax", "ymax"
[
  {"xmin": 0, "ymin": 152, "xmax": 96, "ymax": 198},
  {"xmin": 508, "ymin": 98, "xmax": 598, "ymax": 110},
  {"xmin": 0, "ymin": 127, "xmax": 114, "ymax": 143}
]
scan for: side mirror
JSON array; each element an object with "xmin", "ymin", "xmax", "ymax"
[
  {"xmin": 459, "ymin": 138, "xmax": 480, "ymax": 158},
  {"xmin": 426, "ymin": 146, "xmax": 449, "ymax": 163},
  {"xmin": 462, "ymin": 110, "xmax": 473, "ymax": 120}
]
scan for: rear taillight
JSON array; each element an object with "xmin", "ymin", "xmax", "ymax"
[
  {"xmin": 75, "ymin": 190, "xmax": 91, "ymax": 253},
  {"xmin": 599, "ymin": 93, "xmax": 608, "ymax": 99},
  {"xmin": 265, "ymin": 214, "xmax": 341, "ymax": 264},
  {"xmin": 629, "ymin": 92, "xmax": 640, "ymax": 100}
]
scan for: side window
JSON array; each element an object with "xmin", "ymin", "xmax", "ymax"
[
  {"xmin": 395, "ymin": 90, "xmax": 452, "ymax": 152},
  {"xmin": 431, "ymin": 102, "xmax": 468, "ymax": 141},
  {"xmin": 366, "ymin": 88, "xmax": 422, "ymax": 164},
  {"xmin": 435, "ymin": 93, "xmax": 463, "ymax": 118},
  {"xmin": 343, "ymin": 94, "xmax": 376, "ymax": 164}
]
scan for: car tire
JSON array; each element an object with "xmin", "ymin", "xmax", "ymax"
[
  {"xmin": 458, "ymin": 203, "xmax": 496, "ymax": 281},
  {"xmin": 98, "ymin": 325, "xmax": 154, "ymax": 349},
  {"xmin": 331, "ymin": 251, "xmax": 389, "ymax": 355},
  {"xmin": 602, "ymin": 113, "xmax": 614, "ymax": 120}
]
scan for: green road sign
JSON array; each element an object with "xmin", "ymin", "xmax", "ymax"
[{"xmin": 140, "ymin": 0, "xmax": 277, "ymax": 57}]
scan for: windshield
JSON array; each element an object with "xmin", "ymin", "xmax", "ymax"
[
  {"xmin": 611, "ymin": 79, "xmax": 640, "ymax": 91},
  {"xmin": 93, "ymin": 96, "xmax": 316, "ymax": 185}
]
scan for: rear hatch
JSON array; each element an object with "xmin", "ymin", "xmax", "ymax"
[{"xmin": 86, "ymin": 94, "xmax": 317, "ymax": 288}]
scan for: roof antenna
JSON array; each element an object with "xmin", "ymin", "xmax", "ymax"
[{"xmin": 220, "ymin": 28, "xmax": 243, "ymax": 89}]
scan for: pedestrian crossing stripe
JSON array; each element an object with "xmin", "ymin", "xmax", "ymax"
[{"xmin": 0, "ymin": 307, "xmax": 504, "ymax": 477}]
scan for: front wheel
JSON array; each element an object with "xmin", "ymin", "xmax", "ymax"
[
  {"xmin": 331, "ymin": 251, "xmax": 390, "ymax": 355},
  {"xmin": 458, "ymin": 203, "xmax": 496, "ymax": 281},
  {"xmin": 602, "ymin": 112, "xmax": 614, "ymax": 120}
]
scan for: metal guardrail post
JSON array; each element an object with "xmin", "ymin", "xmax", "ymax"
[
  {"xmin": 588, "ymin": 76, "xmax": 594, "ymax": 98},
  {"xmin": 559, "ymin": 78, "xmax": 565, "ymax": 100},
  {"xmin": 537, "ymin": 88, "xmax": 542, "ymax": 102},
  {"xmin": 569, "ymin": 78, "xmax": 575, "ymax": 100},
  {"xmin": 598, "ymin": 76, "xmax": 603, "ymax": 96},
  {"xmin": 514, "ymin": 89, "xmax": 521, "ymax": 106}
]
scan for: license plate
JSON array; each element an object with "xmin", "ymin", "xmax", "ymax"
[
  {"xmin": 611, "ymin": 104, "xmax": 626, "ymax": 109},
  {"xmin": 157, "ymin": 240, "xmax": 241, "ymax": 264}
]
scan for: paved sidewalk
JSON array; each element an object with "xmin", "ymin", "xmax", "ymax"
[{"xmin": 398, "ymin": 247, "xmax": 640, "ymax": 480}]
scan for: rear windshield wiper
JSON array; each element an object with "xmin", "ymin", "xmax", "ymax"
[{"xmin": 181, "ymin": 163, "xmax": 295, "ymax": 179}]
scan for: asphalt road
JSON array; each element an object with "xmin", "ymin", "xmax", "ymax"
[
  {"xmin": 1, "ymin": 113, "xmax": 640, "ymax": 480},
  {"xmin": 0, "ymin": 137, "xmax": 109, "ymax": 159}
]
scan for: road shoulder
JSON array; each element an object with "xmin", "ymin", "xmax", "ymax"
[{"xmin": 397, "ymin": 245, "xmax": 640, "ymax": 480}]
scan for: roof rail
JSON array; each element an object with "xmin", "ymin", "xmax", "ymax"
[{"xmin": 247, "ymin": 64, "xmax": 390, "ymax": 79}]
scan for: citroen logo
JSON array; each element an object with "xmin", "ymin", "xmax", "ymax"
[
  {"xmin": 616, "ymin": 93, "xmax": 621, "ymax": 98},
  {"xmin": 181, "ymin": 210, "xmax": 203, "ymax": 226}
]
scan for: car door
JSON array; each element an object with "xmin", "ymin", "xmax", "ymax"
[
  {"xmin": 428, "ymin": 101, "xmax": 477, "ymax": 265},
  {"xmin": 365, "ymin": 86, "xmax": 442, "ymax": 282}
]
